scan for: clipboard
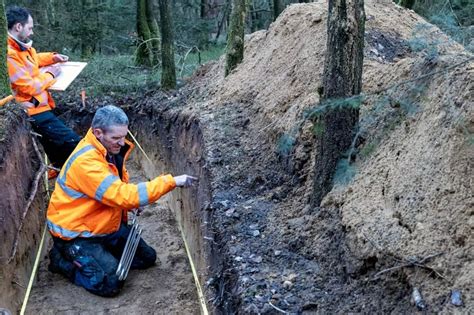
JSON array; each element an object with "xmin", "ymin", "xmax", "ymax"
[{"xmin": 48, "ymin": 62, "xmax": 87, "ymax": 91}]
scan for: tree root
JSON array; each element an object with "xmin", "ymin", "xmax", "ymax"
[{"xmin": 7, "ymin": 136, "xmax": 47, "ymax": 264}]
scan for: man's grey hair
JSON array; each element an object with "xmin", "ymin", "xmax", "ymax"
[{"xmin": 92, "ymin": 105, "xmax": 129, "ymax": 131}]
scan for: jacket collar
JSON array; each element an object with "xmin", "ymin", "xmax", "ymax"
[
  {"xmin": 7, "ymin": 34, "xmax": 31, "ymax": 52},
  {"xmin": 84, "ymin": 128, "xmax": 134, "ymax": 159}
]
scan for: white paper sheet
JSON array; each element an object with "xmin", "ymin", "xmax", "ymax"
[{"xmin": 48, "ymin": 61, "xmax": 87, "ymax": 91}]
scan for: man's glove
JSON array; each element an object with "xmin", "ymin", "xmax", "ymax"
[{"xmin": 173, "ymin": 175, "xmax": 198, "ymax": 188}]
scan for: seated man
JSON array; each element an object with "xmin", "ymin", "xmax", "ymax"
[
  {"xmin": 6, "ymin": 6, "xmax": 81, "ymax": 175},
  {"xmin": 47, "ymin": 105, "xmax": 197, "ymax": 297}
]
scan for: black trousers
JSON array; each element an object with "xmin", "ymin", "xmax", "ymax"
[
  {"xmin": 30, "ymin": 110, "xmax": 81, "ymax": 168},
  {"xmin": 51, "ymin": 224, "xmax": 157, "ymax": 297}
]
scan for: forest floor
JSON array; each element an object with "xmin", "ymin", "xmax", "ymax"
[{"xmin": 25, "ymin": 162, "xmax": 199, "ymax": 314}]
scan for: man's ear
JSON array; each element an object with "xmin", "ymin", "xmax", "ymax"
[
  {"xmin": 13, "ymin": 23, "xmax": 22, "ymax": 32},
  {"xmin": 92, "ymin": 128, "xmax": 104, "ymax": 139}
]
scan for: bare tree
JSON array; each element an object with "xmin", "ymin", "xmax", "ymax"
[
  {"xmin": 225, "ymin": 0, "xmax": 246, "ymax": 76},
  {"xmin": 0, "ymin": 0, "xmax": 10, "ymax": 96},
  {"xmin": 272, "ymin": 0, "xmax": 284, "ymax": 20},
  {"xmin": 158, "ymin": 0, "xmax": 176, "ymax": 89},
  {"xmin": 312, "ymin": 0, "xmax": 365, "ymax": 205},
  {"xmin": 399, "ymin": 0, "xmax": 415, "ymax": 9},
  {"xmin": 136, "ymin": 0, "xmax": 160, "ymax": 66}
]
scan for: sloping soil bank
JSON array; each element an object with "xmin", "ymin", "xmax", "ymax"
[
  {"xmin": 25, "ymin": 161, "xmax": 199, "ymax": 314},
  {"xmin": 0, "ymin": 106, "xmax": 47, "ymax": 313}
]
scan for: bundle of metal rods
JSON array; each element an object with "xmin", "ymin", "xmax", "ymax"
[{"xmin": 116, "ymin": 210, "xmax": 143, "ymax": 281}]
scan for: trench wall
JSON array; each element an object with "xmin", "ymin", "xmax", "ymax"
[
  {"xmin": 127, "ymin": 109, "xmax": 217, "ymax": 313},
  {"xmin": 0, "ymin": 104, "xmax": 220, "ymax": 313},
  {"xmin": 0, "ymin": 106, "xmax": 47, "ymax": 313}
]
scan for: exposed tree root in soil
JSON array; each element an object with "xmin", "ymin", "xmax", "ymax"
[{"xmin": 7, "ymin": 136, "xmax": 46, "ymax": 264}]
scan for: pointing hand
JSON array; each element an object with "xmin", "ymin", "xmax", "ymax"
[{"xmin": 173, "ymin": 175, "xmax": 198, "ymax": 188}]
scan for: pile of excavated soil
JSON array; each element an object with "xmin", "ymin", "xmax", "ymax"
[
  {"xmin": 25, "ymin": 161, "xmax": 199, "ymax": 314},
  {"xmin": 180, "ymin": 0, "xmax": 472, "ymax": 312}
]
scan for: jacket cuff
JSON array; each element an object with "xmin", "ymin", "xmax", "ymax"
[{"xmin": 163, "ymin": 174, "xmax": 177, "ymax": 189}]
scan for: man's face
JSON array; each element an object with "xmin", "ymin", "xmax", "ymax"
[
  {"xmin": 93, "ymin": 125, "xmax": 128, "ymax": 155},
  {"xmin": 16, "ymin": 15, "xmax": 34, "ymax": 43}
]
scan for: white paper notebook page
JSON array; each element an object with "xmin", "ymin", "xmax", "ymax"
[{"xmin": 48, "ymin": 62, "xmax": 87, "ymax": 91}]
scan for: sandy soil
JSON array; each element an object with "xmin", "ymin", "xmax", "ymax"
[{"xmin": 24, "ymin": 161, "xmax": 199, "ymax": 314}]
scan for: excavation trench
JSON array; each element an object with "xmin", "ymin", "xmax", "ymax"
[{"xmin": 0, "ymin": 104, "xmax": 226, "ymax": 314}]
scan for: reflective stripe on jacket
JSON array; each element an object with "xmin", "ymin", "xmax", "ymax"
[
  {"xmin": 47, "ymin": 128, "xmax": 176, "ymax": 240},
  {"xmin": 7, "ymin": 36, "xmax": 57, "ymax": 116}
]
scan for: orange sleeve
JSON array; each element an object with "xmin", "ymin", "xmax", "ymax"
[
  {"xmin": 37, "ymin": 52, "xmax": 56, "ymax": 67},
  {"xmin": 8, "ymin": 54, "xmax": 56, "ymax": 96},
  {"xmin": 69, "ymin": 155, "xmax": 176, "ymax": 210}
]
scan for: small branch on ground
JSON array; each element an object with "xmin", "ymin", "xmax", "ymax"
[
  {"xmin": 372, "ymin": 252, "xmax": 445, "ymax": 280},
  {"xmin": 269, "ymin": 301, "xmax": 289, "ymax": 314}
]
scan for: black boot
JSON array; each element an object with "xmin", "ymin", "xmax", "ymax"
[{"xmin": 48, "ymin": 245, "xmax": 76, "ymax": 281}]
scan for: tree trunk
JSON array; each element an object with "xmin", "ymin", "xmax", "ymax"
[
  {"xmin": 0, "ymin": 0, "xmax": 11, "ymax": 97},
  {"xmin": 399, "ymin": 0, "xmax": 415, "ymax": 9},
  {"xmin": 272, "ymin": 0, "xmax": 284, "ymax": 21},
  {"xmin": 136, "ymin": 0, "xmax": 153, "ymax": 66},
  {"xmin": 158, "ymin": 0, "xmax": 176, "ymax": 89},
  {"xmin": 215, "ymin": 0, "xmax": 230, "ymax": 42},
  {"xmin": 201, "ymin": 0, "xmax": 208, "ymax": 18},
  {"xmin": 312, "ymin": 0, "xmax": 365, "ymax": 206},
  {"xmin": 224, "ymin": 0, "xmax": 245, "ymax": 76},
  {"xmin": 146, "ymin": 0, "xmax": 160, "ymax": 65},
  {"xmin": 80, "ymin": 0, "xmax": 95, "ymax": 58},
  {"xmin": 136, "ymin": 0, "xmax": 160, "ymax": 66}
]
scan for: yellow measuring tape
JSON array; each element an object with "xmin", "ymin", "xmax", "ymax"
[{"xmin": 128, "ymin": 130, "xmax": 209, "ymax": 314}]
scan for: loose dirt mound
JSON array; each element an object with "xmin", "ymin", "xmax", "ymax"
[
  {"xmin": 25, "ymin": 161, "xmax": 199, "ymax": 314},
  {"xmin": 181, "ymin": 0, "xmax": 472, "ymax": 312}
]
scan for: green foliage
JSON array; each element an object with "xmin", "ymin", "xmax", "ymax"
[
  {"xmin": 6, "ymin": 0, "xmax": 135, "ymax": 55},
  {"xmin": 277, "ymin": 133, "xmax": 296, "ymax": 156},
  {"xmin": 305, "ymin": 95, "xmax": 364, "ymax": 121},
  {"xmin": 0, "ymin": 1, "xmax": 11, "ymax": 97},
  {"xmin": 410, "ymin": 0, "xmax": 474, "ymax": 51},
  {"xmin": 333, "ymin": 158, "xmax": 357, "ymax": 185},
  {"xmin": 312, "ymin": 120, "xmax": 325, "ymax": 136},
  {"xmin": 66, "ymin": 44, "xmax": 224, "ymax": 96},
  {"xmin": 176, "ymin": 44, "xmax": 225, "ymax": 77},
  {"xmin": 359, "ymin": 141, "xmax": 377, "ymax": 158},
  {"xmin": 407, "ymin": 23, "xmax": 444, "ymax": 62}
]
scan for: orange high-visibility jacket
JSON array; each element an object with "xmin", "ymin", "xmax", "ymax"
[
  {"xmin": 47, "ymin": 128, "xmax": 177, "ymax": 240},
  {"xmin": 7, "ymin": 35, "xmax": 57, "ymax": 116}
]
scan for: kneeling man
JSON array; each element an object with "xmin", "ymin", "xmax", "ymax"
[{"xmin": 47, "ymin": 105, "xmax": 197, "ymax": 297}]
